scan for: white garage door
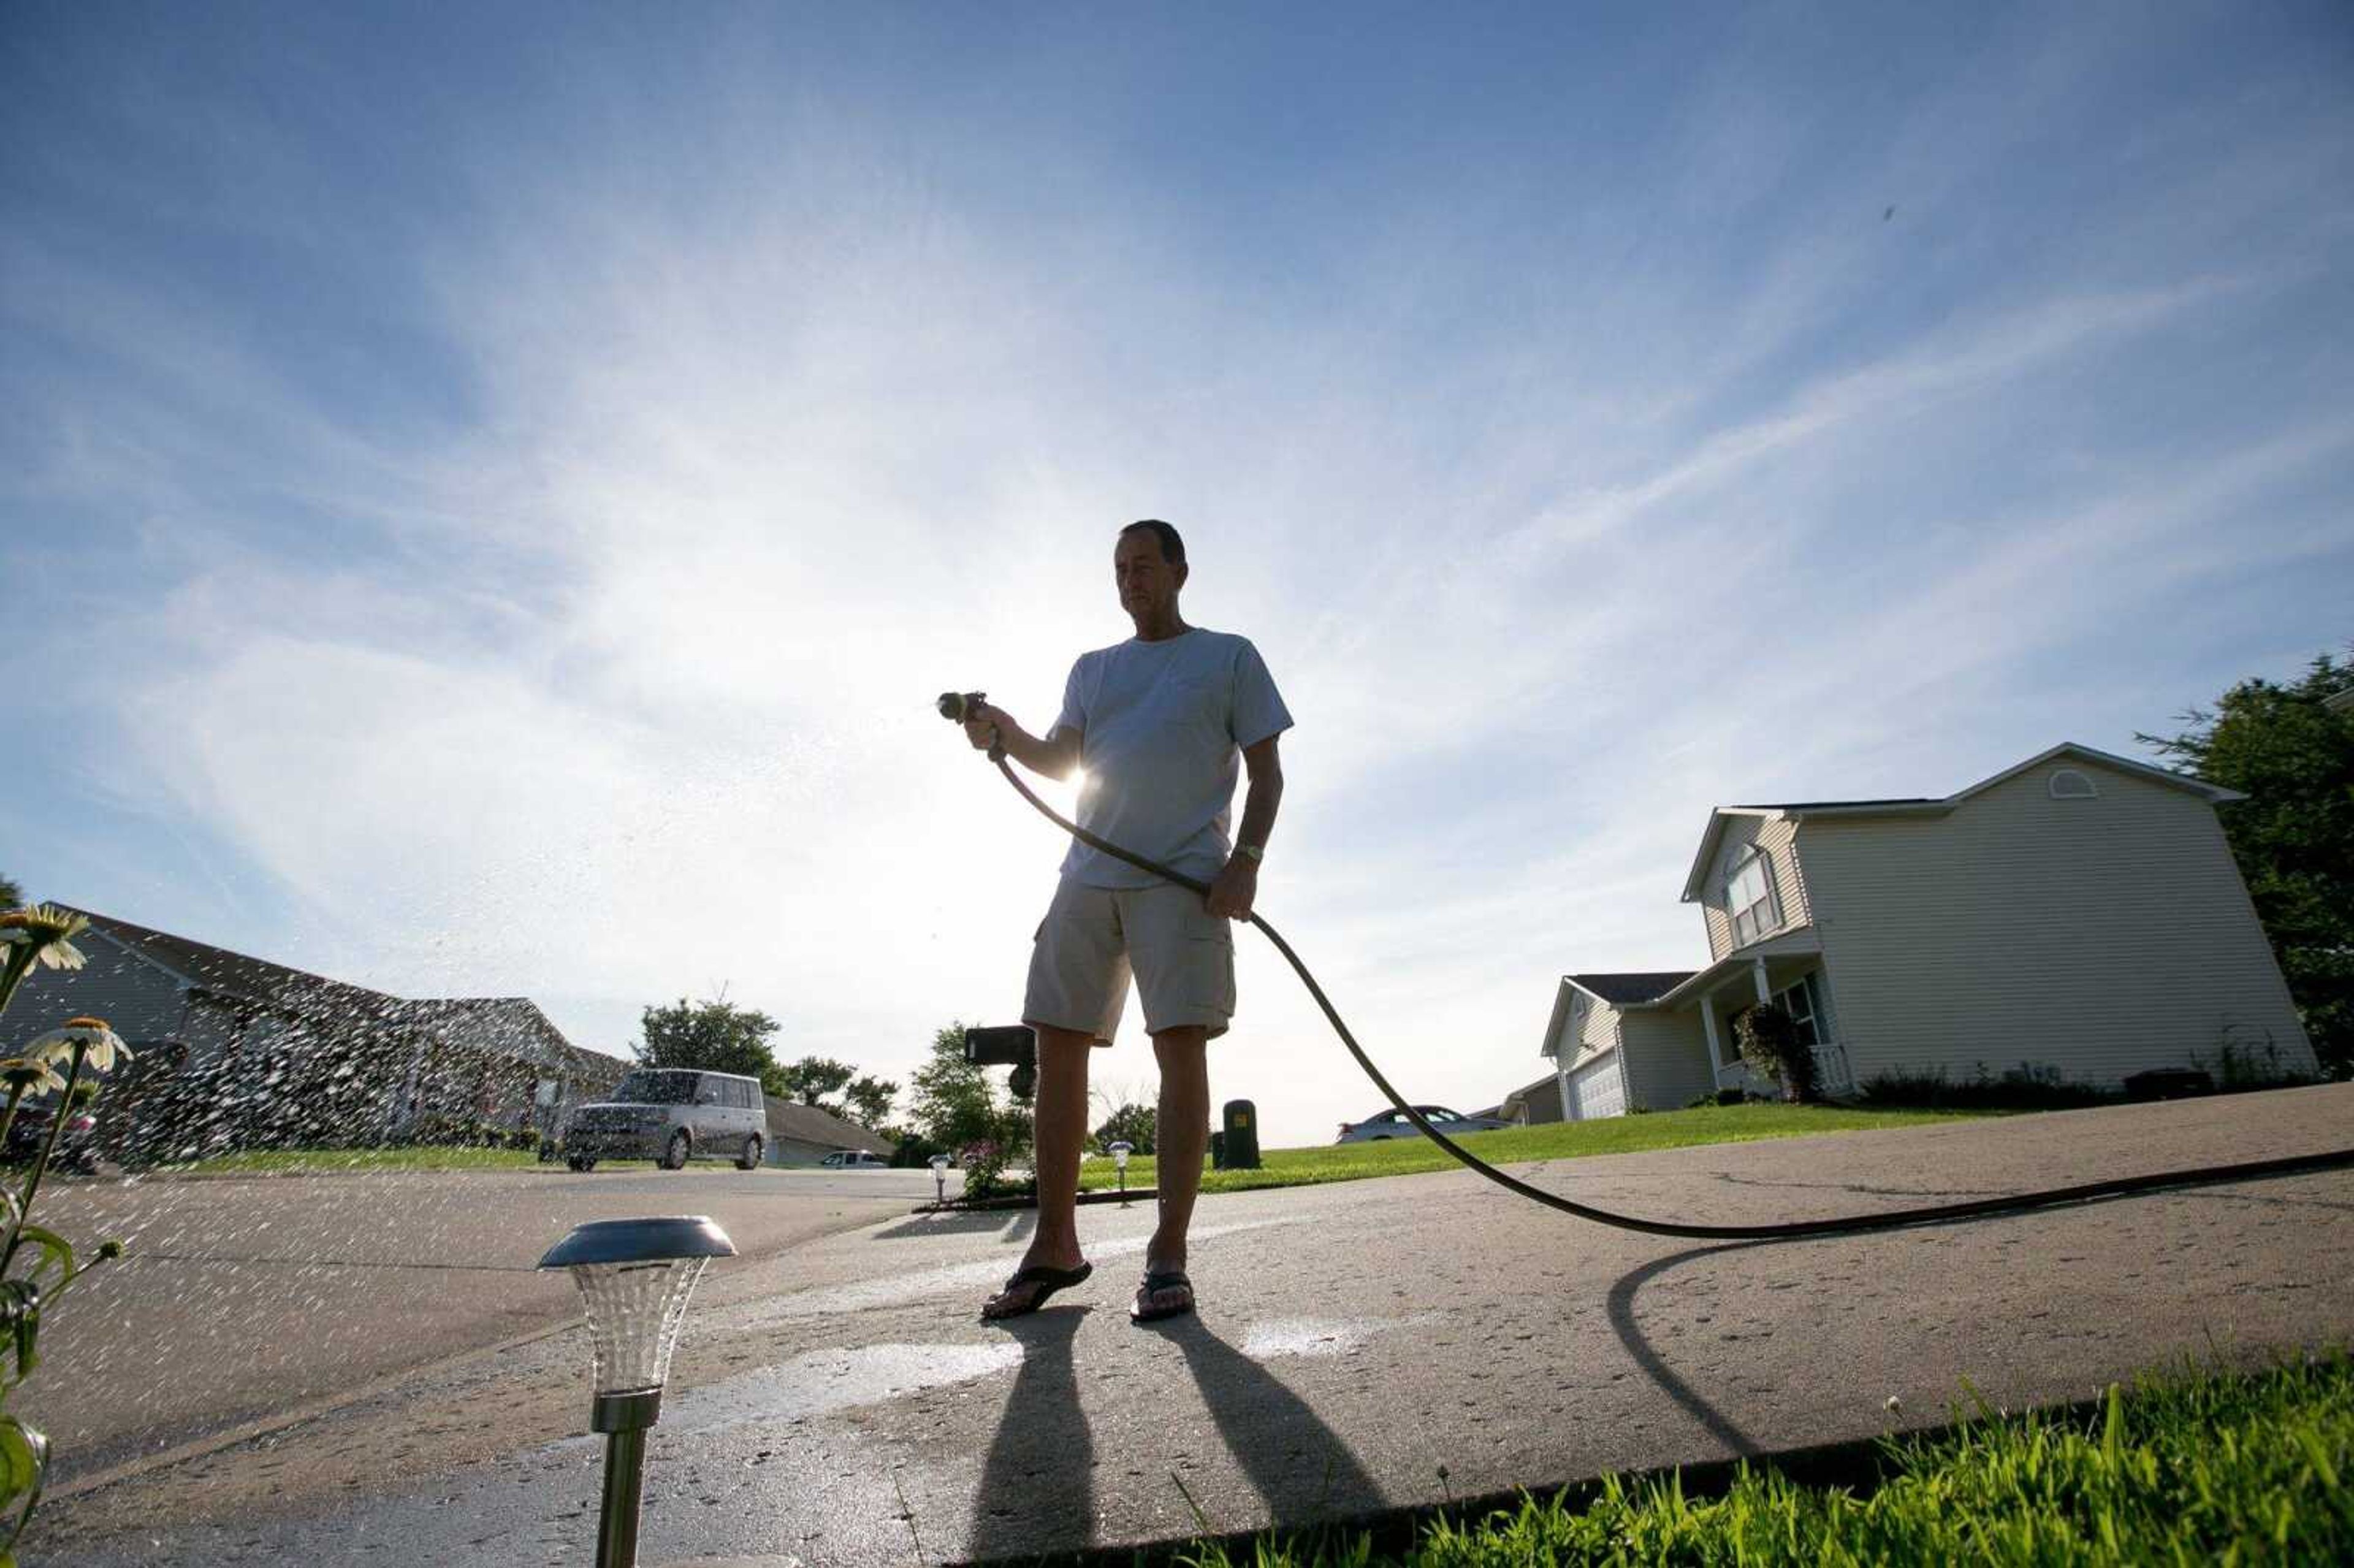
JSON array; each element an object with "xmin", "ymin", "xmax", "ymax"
[{"xmin": 1566, "ymin": 1052, "xmax": 1626, "ymax": 1121}]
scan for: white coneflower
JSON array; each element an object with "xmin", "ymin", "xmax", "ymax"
[
  {"xmin": 0, "ymin": 1056, "xmax": 69, "ymax": 1097},
  {"xmin": 0, "ymin": 904, "xmax": 89, "ymax": 971},
  {"xmin": 30, "ymin": 1016, "xmax": 131, "ymax": 1074}
]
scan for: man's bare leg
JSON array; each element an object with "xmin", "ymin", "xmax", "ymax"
[
  {"xmin": 1141, "ymin": 1026, "xmax": 1210, "ymax": 1315},
  {"xmin": 983, "ymin": 1024, "xmax": 1094, "ymax": 1318}
]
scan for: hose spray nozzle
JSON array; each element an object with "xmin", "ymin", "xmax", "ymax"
[{"xmin": 936, "ymin": 691, "xmax": 986, "ymax": 723}]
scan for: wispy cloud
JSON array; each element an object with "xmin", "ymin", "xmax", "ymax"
[{"xmin": 7, "ymin": 7, "xmax": 2352, "ymax": 1142}]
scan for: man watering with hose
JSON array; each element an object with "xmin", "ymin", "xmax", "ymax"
[{"xmin": 959, "ymin": 519, "xmax": 1292, "ymax": 1323}]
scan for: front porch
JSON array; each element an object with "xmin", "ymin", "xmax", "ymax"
[{"xmin": 1650, "ymin": 931, "xmax": 1854, "ymax": 1098}]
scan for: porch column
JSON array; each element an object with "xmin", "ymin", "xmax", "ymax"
[
  {"xmin": 1555, "ymin": 1059, "xmax": 1574, "ymax": 1124},
  {"xmin": 1701, "ymin": 999, "xmax": 1727, "ymax": 1089},
  {"xmin": 1752, "ymin": 957, "xmax": 1772, "ymax": 1005}
]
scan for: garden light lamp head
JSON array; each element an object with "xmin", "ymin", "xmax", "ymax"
[
  {"xmin": 1108, "ymin": 1140, "xmax": 1133, "ymax": 1174},
  {"xmin": 539, "ymin": 1216, "xmax": 736, "ymax": 1568}
]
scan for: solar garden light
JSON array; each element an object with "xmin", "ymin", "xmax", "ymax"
[
  {"xmin": 539, "ymin": 1216, "xmax": 737, "ymax": 1568},
  {"xmin": 928, "ymin": 1151, "xmax": 952, "ymax": 1205},
  {"xmin": 1108, "ymin": 1140, "xmax": 1134, "ymax": 1202}
]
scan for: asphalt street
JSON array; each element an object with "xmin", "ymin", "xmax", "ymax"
[
  {"xmin": 36, "ymin": 1084, "xmax": 2354, "ymax": 1567},
  {"xmin": 29, "ymin": 1165, "xmax": 940, "ymax": 1482}
]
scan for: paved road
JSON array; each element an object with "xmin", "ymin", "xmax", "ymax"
[
  {"xmin": 37, "ymin": 1086, "xmax": 2354, "ymax": 1566},
  {"xmin": 28, "ymin": 1165, "xmax": 942, "ymax": 1482}
]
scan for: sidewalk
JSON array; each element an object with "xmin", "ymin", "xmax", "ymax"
[{"xmin": 40, "ymin": 1084, "xmax": 2354, "ymax": 1566}]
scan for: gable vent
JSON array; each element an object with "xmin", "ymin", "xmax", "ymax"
[{"xmin": 2049, "ymin": 768, "xmax": 2099, "ymax": 800}]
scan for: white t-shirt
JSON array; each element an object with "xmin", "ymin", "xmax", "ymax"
[{"xmin": 1051, "ymin": 628, "xmax": 1293, "ymax": 888}]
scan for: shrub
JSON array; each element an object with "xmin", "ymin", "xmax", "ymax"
[
  {"xmin": 2200, "ymin": 1027, "xmax": 2320, "ymax": 1094},
  {"xmin": 1734, "ymin": 1003, "xmax": 1818, "ymax": 1103},
  {"xmin": 1858, "ymin": 1061, "xmax": 2113, "ymax": 1111}
]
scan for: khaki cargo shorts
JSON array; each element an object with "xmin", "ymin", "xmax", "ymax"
[{"xmin": 1023, "ymin": 878, "xmax": 1236, "ymax": 1045}]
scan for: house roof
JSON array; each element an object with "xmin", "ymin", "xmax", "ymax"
[
  {"xmin": 67, "ymin": 907, "xmax": 622, "ymax": 1075},
  {"xmin": 1678, "ymin": 742, "xmax": 2248, "ymax": 902},
  {"xmin": 764, "ymin": 1098, "xmax": 897, "ymax": 1155},
  {"xmin": 2326, "ymin": 687, "xmax": 2354, "ymax": 715},
  {"xmin": 1566, "ymin": 971, "xmax": 1699, "ymax": 1005},
  {"xmin": 72, "ymin": 907, "xmax": 410, "ymax": 1026}
]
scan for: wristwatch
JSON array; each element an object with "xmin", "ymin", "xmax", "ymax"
[{"xmin": 1233, "ymin": 842, "xmax": 1264, "ymax": 863}]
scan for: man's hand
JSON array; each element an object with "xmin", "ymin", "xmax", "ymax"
[
  {"xmin": 1205, "ymin": 854, "xmax": 1259, "ymax": 921},
  {"xmin": 962, "ymin": 701, "xmax": 1012, "ymax": 754}
]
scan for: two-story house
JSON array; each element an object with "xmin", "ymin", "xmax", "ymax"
[{"xmin": 1532, "ymin": 742, "xmax": 2317, "ymax": 1119}]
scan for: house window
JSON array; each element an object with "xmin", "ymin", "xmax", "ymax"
[
  {"xmin": 1727, "ymin": 848, "xmax": 1779, "ymax": 946},
  {"xmin": 2049, "ymin": 769, "xmax": 2098, "ymax": 799},
  {"xmin": 1772, "ymin": 974, "xmax": 1823, "ymax": 1048}
]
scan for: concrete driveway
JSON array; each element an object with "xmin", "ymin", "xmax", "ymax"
[{"xmin": 37, "ymin": 1084, "xmax": 2354, "ymax": 1566}]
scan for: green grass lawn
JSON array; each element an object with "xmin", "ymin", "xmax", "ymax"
[
  {"xmin": 1076, "ymin": 1102, "xmax": 1991, "ymax": 1197},
  {"xmin": 1173, "ymin": 1351, "xmax": 2354, "ymax": 1565}
]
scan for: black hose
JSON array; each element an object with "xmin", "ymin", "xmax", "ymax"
[{"xmin": 988, "ymin": 754, "xmax": 2354, "ymax": 1239}]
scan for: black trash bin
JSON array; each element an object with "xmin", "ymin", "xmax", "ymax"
[{"xmin": 1219, "ymin": 1099, "xmax": 1261, "ymax": 1170}]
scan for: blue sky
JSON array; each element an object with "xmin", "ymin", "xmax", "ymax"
[{"xmin": 6, "ymin": 3, "xmax": 2351, "ymax": 1146}]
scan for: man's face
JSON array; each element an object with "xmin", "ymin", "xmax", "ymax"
[{"xmin": 1113, "ymin": 530, "xmax": 1186, "ymax": 620}]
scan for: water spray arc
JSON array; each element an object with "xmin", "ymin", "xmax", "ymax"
[{"xmin": 939, "ymin": 691, "xmax": 2354, "ymax": 1240}]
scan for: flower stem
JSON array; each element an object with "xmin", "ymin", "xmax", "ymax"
[
  {"xmin": 0, "ymin": 948, "xmax": 33, "ymax": 1021},
  {"xmin": 1, "ymin": 1043, "xmax": 85, "ymax": 1276}
]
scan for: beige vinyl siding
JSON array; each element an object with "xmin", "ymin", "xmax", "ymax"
[
  {"xmin": 1701, "ymin": 815, "xmax": 1814, "ymax": 960},
  {"xmin": 1619, "ymin": 1010, "xmax": 1715, "ymax": 1111},
  {"xmin": 1798, "ymin": 761, "xmax": 2317, "ymax": 1088},
  {"xmin": 1567, "ymin": 992, "xmax": 1620, "ymax": 1065}
]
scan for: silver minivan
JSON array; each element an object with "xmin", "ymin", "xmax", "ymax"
[{"xmin": 563, "ymin": 1068, "xmax": 767, "ymax": 1171}]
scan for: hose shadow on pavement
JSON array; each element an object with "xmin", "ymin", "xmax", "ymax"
[{"xmin": 1607, "ymin": 1242, "xmax": 1766, "ymax": 1457}]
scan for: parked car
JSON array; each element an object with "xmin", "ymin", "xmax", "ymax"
[
  {"xmin": 818, "ymin": 1149, "xmax": 889, "ymax": 1170},
  {"xmin": 1335, "ymin": 1105, "xmax": 1514, "ymax": 1144},
  {"xmin": 563, "ymin": 1069, "xmax": 766, "ymax": 1171},
  {"xmin": 2, "ymin": 1097, "xmax": 101, "ymax": 1173}
]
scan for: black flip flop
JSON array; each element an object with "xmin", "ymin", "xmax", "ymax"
[
  {"xmin": 1130, "ymin": 1269, "xmax": 1195, "ymax": 1324},
  {"xmin": 982, "ymin": 1261, "xmax": 1093, "ymax": 1319}
]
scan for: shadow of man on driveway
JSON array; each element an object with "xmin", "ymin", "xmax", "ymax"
[
  {"xmin": 968, "ymin": 1306, "xmax": 1093, "ymax": 1562},
  {"xmin": 1151, "ymin": 1315, "xmax": 1385, "ymax": 1528}
]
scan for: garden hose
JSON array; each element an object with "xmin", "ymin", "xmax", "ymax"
[{"xmin": 955, "ymin": 710, "xmax": 2354, "ymax": 1240}]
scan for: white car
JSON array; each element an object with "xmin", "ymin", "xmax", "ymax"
[
  {"xmin": 1335, "ymin": 1105, "xmax": 1514, "ymax": 1144},
  {"xmin": 818, "ymin": 1149, "xmax": 889, "ymax": 1169}
]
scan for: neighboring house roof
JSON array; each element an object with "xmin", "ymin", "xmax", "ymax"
[
  {"xmin": 2326, "ymin": 687, "xmax": 2354, "ymax": 715},
  {"xmin": 1567, "ymin": 972, "xmax": 1698, "ymax": 1005},
  {"xmin": 764, "ymin": 1098, "xmax": 896, "ymax": 1155},
  {"xmin": 1541, "ymin": 970, "xmax": 1697, "ymax": 1057},
  {"xmin": 70, "ymin": 907, "xmax": 409, "ymax": 1026},
  {"xmin": 65, "ymin": 907, "xmax": 622, "ymax": 1075},
  {"xmin": 1498, "ymin": 1071, "xmax": 1563, "ymax": 1121},
  {"xmin": 1678, "ymin": 742, "xmax": 2248, "ymax": 902},
  {"xmin": 404, "ymin": 997, "xmax": 628, "ymax": 1079}
]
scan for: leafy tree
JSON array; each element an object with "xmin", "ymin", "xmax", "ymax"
[
  {"xmin": 843, "ymin": 1075, "xmax": 897, "ymax": 1128},
  {"xmin": 0, "ymin": 873, "xmax": 20, "ymax": 910},
  {"xmin": 1092, "ymin": 1102, "xmax": 1156, "ymax": 1154},
  {"xmin": 907, "ymin": 1022, "xmax": 999, "ymax": 1151},
  {"xmin": 2140, "ymin": 646, "xmax": 2354, "ymax": 1078},
  {"xmin": 778, "ymin": 1056, "xmax": 856, "ymax": 1108},
  {"xmin": 635, "ymin": 997, "xmax": 788, "ymax": 1098}
]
